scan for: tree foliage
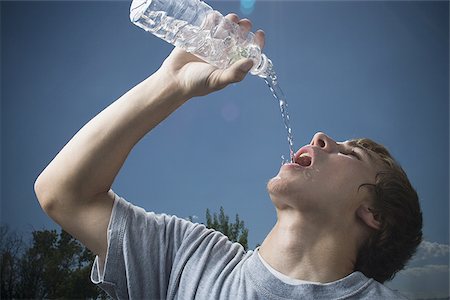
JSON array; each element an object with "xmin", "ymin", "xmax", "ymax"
[
  {"xmin": 0, "ymin": 224, "xmax": 107, "ymax": 299},
  {"xmin": 205, "ymin": 207, "xmax": 249, "ymax": 250},
  {"xmin": 0, "ymin": 225, "xmax": 23, "ymax": 298}
]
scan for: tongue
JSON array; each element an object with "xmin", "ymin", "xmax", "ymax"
[{"xmin": 298, "ymin": 156, "xmax": 312, "ymax": 167}]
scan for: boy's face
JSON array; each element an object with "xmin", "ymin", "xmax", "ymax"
[{"xmin": 267, "ymin": 132, "xmax": 381, "ymax": 219}]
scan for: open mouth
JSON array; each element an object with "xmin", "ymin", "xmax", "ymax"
[
  {"xmin": 296, "ymin": 153, "xmax": 312, "ymax": 167},
  {"xmin": 293, "ymin": 147, "xmax": 314, "ymax": 167}
]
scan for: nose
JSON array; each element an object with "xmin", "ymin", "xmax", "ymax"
[{"xmin": 310, "ymin": 132, "xmax": 338, "ymax": 152}]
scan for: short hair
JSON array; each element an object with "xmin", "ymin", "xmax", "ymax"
[{"xmin": 349, "ymin": 138, "xmax": 423, "ymax": 283}]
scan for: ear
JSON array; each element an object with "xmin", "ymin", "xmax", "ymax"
[{"xmin": 356, "ymin": 205, "xmax": 381, "ymax": 230}]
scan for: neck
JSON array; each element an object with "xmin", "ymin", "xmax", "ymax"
[{"xmin": 259, "ymin": 209, "xmax": 359, "ymax": 283}]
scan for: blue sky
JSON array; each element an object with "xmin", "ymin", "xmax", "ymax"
[{"xmin": 1, "ymin": 1, "xmax": 448, "ymax": 298}]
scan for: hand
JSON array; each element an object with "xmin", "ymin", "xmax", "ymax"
[{"xmin": 156, "ymin": 13, "xmax": 265, "ymax": 99}]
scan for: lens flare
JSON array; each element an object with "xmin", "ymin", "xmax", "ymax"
[{"xmin": 240, "ymin": 0, "xmax": 255, "ymax": 15}]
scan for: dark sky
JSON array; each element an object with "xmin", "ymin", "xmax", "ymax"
[{"xmin": 1, "ymin": 1, "xmax": 448, "ymax": 298}]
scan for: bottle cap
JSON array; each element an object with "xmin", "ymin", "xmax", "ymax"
[{"xmin": 130, "ymin": 0, "xmax": 151, "ymax": 22}]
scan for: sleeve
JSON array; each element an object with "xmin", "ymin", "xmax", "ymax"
[{"xmin": 90, "ymin": 191, "xmax": 199, "ymax": 299}]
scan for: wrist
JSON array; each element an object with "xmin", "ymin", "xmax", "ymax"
[{"xmin": 144, "ymin": 69, "xmax": 191, "ymax": 105}]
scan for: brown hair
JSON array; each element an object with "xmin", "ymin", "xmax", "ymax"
[{"xmin": 349, "ymin": 138, "xmax": 423, "ymax": 283}]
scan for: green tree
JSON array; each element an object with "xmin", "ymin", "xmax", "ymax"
[
  {"xmin": 205, "ymin": 207, "xmax": 249, "ymax": 250},
  {"xmin": 0, "ymin": 225, "xmax": 107, "ymax": 299}
]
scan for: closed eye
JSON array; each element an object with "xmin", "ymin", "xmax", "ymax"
[
  {"xmin": 345, "ymin": 150, "xmax": 361, "ymax": 160},
  {"xmin": 338, "ymin": 143, "xmax": 363, "ymax": 160}
]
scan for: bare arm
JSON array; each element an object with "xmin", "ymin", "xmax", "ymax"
[{"xmin": 34, "ymin": 15, "xmax": 264, "ymax": 263}]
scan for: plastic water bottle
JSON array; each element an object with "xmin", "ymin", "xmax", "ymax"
[{"xmin": 130, "ymin": 0, "xmax": 273, "ymax": 78}]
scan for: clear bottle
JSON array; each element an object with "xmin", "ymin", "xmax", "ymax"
[{"xmin": 130, "ymin": 0, "xmax": 273, "ymax": 78}]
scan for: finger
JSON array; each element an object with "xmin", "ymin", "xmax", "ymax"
[
  {"xmin": 238, "ymin": 18, "xmax": 252, "ymax": 35},
  {"xmin": 214, "ymin": 13, "xmax": 239, "ymax": 39},
  {"xmin": 224, "ymin": 13, "xmax": 239, "ymax": 24},
  {"xmin": 254, "ymin": 29, "xmax": 265, "ymax": 49}
]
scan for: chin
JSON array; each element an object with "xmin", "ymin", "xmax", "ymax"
[
  {"xmin": 267, "ymin": 175, "xmax": 297, "ymax": 197},
  {"xmin": 266, "ymin": 177, "xmax": 302, "ymax": 210},
  {"xmin": 267, "ymin": 173, "xmax": 315, "ymax": 208}
]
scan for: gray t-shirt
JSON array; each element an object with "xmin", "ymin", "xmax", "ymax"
[{"xmin": 91, "ymin": 192, "xmax": 407, "ymax": 299}]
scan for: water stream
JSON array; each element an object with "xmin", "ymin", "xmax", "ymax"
[{"xmin": 264, "ymin": 70, "xmax": 295, "ymax": 164}]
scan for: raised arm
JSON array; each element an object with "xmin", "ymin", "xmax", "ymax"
[{"xmin": 34, "ymin": 14, "xmax": 264, "ymax": 264}]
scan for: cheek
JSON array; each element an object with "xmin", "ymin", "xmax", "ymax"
[
  {"xmin": 327, "ymin": 168, "xmax": 370, "ymax": 201},
  {"xmin": 301, "ymin": 165, "xmax": 354, "ymax": 199}
]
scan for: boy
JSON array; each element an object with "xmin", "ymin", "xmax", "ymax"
[{"xmin": 35, "ymin": 14, "xmax": 422, "ymax": 299}]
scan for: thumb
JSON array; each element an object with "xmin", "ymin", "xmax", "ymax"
[
  {"xmin": 236, "ymin": 58, "xmax": 254, "ymax": 74},
  {"xmin": 213, "ymin": 59, "xmax": 254, "ymax": 87}
]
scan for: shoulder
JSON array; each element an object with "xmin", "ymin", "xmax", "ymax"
[{"xmin": 112, "ymin": 194, "xmax": 202, "ymax": 237}]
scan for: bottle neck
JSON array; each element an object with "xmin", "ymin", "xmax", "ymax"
[{"xmin": 251, "ymin": 54, "xmax": 273, "ymax": 78}]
